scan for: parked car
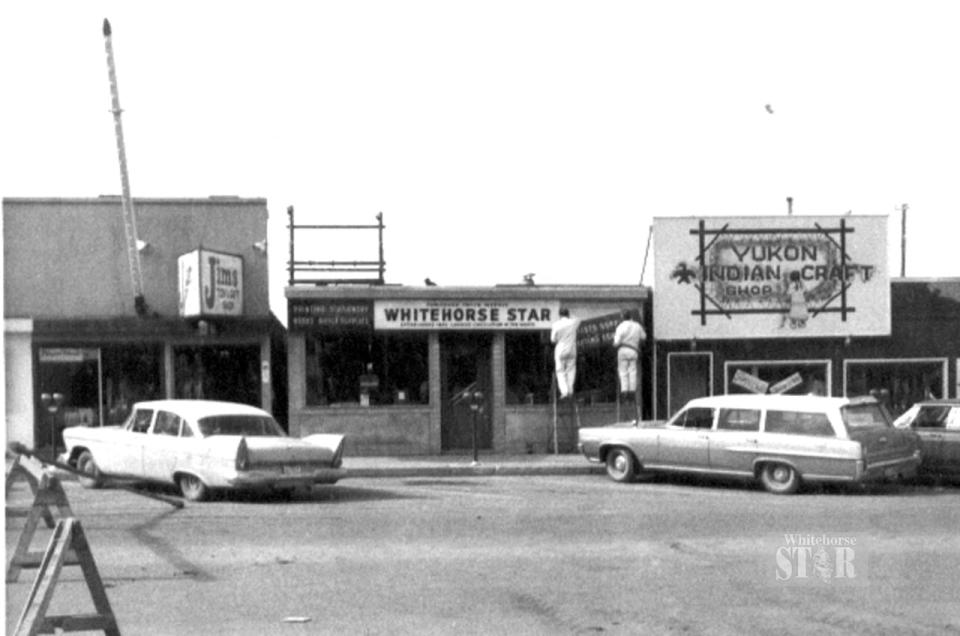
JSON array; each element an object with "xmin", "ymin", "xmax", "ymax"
[
  {"xmin": 578, "ymin": 394, "xmax": 921, "ymax": 494},
  {"xmin": 893, "ymin": 399, "xmax": 960, "ymax": 482},
  {"xmin": 62, "ymin": 400, "xmax": 345, "ymax": 501}
]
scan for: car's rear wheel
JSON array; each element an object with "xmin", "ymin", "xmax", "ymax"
[
  {"xmin": 605, "ymin": 448, "xmax": 636, "ymax": 483},
  {"xmin": 178, "ymin": 474, "xmax": 209, "ymax": 501},
  {"xmin": 76, "ymin": 451, "xmax": 103, "ymax": 489},
  {"xmin": 760, "ymin": 463, "xmax": 800, "ymax": 494}
]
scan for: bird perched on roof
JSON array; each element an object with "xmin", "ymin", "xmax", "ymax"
[
  {"xmin": 424, "ymin": 278, "xmax": 437, "ymax": 286},
  {"xmin": 523, "ymin": 273, "xmax": 536, "ymax": 286}
]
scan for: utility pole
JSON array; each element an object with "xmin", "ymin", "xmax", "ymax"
[
  {"xmin": 103, "ymin": 18, "xmax": 147, "ymax": 316},
  {"xmin": 900, "ymin": 203, "xmax": 908, "ymax": 277}
]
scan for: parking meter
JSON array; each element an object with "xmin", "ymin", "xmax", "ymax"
[
  {"xmin": 40, "ymin": 392, "xmax": 65, "ymax": 459},
  {"xmin": 463, "ymin": 389, "xmax": 484, "ymax": 464}
]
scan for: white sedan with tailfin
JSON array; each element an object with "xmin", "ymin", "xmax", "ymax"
[{"xmin": 62, "ymin": 400, "xmax": 345, "ymax": 501}]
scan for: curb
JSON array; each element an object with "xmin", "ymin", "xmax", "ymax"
[{"xmin": 344, "ymin": 463, "xmax": 605, "ymax": 479}]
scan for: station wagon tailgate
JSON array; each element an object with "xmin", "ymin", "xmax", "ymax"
[{"xmin": 842, "ymin": 403, "xmax": 919, "ymax": 470}]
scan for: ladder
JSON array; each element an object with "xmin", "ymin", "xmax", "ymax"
[{"xmin": 103, "ymin": 18, "xmax": 147, "ymax": 316}]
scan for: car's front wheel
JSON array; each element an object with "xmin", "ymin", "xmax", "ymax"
[
  {"xmin": 76, "ymin": 451, "xmax": 103, "ymax": 489},
  {"xmin": 177, "ymin": 474, "xmax": 209, "ymax": 502},
  {"xmin": 759, "ymin": 462, "xmax": 800, "ymax": 494},
  {"xmin": 605, "ymin": 448, "xmax": 636, "ymax": 483}
]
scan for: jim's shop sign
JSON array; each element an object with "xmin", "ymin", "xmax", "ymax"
[
  {"xmin": 178, "ymin": 248, "xmax": 244, "ymax": 318},
  {"xmin": 653, "ymin": 216, "xmax": 890, "ymax": 340}
]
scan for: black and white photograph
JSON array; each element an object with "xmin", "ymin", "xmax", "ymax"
[{"xmin": 3, "ymin": 2, "xmax": 959, "ymax": 634}]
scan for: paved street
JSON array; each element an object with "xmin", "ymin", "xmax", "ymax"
[{"xmin": 6, "ymin": 473, "xmax": 960, "ymax": 635}]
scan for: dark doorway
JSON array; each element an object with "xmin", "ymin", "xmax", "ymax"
[
  {"xmin": 440, "ymin": 333, "xmax": 493, "ymax": 452},
  {"xmin": 667, "ymin": 352, "xmax": 712, "ymax": 417}
]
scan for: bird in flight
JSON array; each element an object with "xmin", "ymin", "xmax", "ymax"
[{"xmin": 765, "ymin": 104, "xmax": 774, "ymax": 114}]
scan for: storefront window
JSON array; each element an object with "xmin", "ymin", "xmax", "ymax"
[
  {"xmin": 306, "ymin": 333, "xmax": 428, "ymax": 406},
  {"xmin": 505, "ymin": 333, "xmax": 553, "ymax": 404},
  {"xmin": 725, "ymin": 361, "xmax": 830, "ymax": 397},
  {"xmin": 174, "ymin": 346, "xmax": 261, "ymax": 406},
  {"xmin": 576, "ymin": 346, "xmax": 619, "ymax": 404},
  {"xmin": 505, "ymin": 333, "xmax": 619, "ymax": 405},
  {"xmin": 101, "ymin": 345, "xmax": 163, "ymax": 425},
  {"xmin": 845, "ymin": 359, "xmax": 947, "ymax": 417}
]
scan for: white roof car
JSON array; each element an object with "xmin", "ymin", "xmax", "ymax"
[
  {"xmin": 62, "ymin": 399, "xmax": 345, "ymax": 501},
  {"xmin": 578, "ymin": 394, "xmax": 921, "ymax": 494}
]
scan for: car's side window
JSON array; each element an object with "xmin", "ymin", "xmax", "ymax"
[
  {"xmin": 153, "ymin": 411, "xmax": 182, "ymax": 436},
  {"xmin": 765, "ymin": 410, "xmax": 834, "ymax": 437},
  {"xmin": 717, "ymin": 408, "xmax": 760, "ymax": 432},
  {"xmin": 128, "ymin": 409, "xmax": 154, "ymax": 434},
  {"xmin": 915, "ymin": 406, "xmax": 949, "ymax": 429},
  {"xmin": 180, "ymin": 422, "xmax": 195, "ymax": 438},
  {"xmin": 678, "ymin": 407, "xmax": 714, "ymax": 430}
]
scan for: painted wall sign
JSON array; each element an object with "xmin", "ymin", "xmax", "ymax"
[
  {"xmin": 288, "ymin": 300, "xmax": 373, "ymax": 332},
  {"xmin": 375, "ymin": 300, "xmax": 560, "ymax": 330},
  {"xmin": 577, "ymin": 313, "xmax": 622, "ymax": 350},
  {"xmin": 178, "ymin": 248, "xmax": 244, "ymax": 318},
  {"xmin": 653, "ymin": 216, "xmax": 890, "ymax": 340}
]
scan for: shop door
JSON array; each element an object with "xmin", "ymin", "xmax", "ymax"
[
  {"xmin": 667, "ymin": 352, "xmax": 712, "ymax": 417},
  {"xmin": 440, "ymin": 333, "xmax": 493, "ymax": 452},
  {"xmin": 36, "ymin": 348, "xmax": 101, "ymax": 458}
]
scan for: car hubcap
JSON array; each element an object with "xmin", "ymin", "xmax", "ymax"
[
  {"xmin": 613, "ymin": 454, "xmax": 626, "ymax": 474},
  {"xmin": 773, "ymin": 467, "xmax": 788, "ymax": 482}
]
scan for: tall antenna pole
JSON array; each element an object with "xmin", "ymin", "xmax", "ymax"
[
  {"xmin": 900, "ymin": 203, "xmax": 908, "ymax": 277},
  {"xmin": 103, "ymin": 18, "xmax": 147, "ymax": 316}
]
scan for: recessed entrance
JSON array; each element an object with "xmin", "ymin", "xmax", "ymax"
[{"xmin": 440, "ymin": 333, "xmax": 493, "ymax": 452}]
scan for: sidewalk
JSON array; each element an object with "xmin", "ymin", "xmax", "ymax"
[
  {"xmin": 342, "ymin": 452, "xmax": 603, "ymax": 478},
  {"xmin": 12, "ymin": 452, "xmax": 604, "ymax": 482}
]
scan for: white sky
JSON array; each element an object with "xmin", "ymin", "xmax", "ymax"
[{"xmin": 2, "ymin": 1, "xmax": 958, "ymax": 323}]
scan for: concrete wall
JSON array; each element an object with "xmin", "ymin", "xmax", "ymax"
[
  {"xmin": 291, "ymin": 407, "xmax": 437, "ymax": 456},
  {"xmin": 3, "ymin": 197, "xmax": 271, "ymax": 319},
  {"xmin": 4, "ymin": 320, "xmax": 35, "ymax": 446}
]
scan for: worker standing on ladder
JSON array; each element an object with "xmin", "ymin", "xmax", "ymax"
[
  {"xmin": 613, "ymin": 309, "xmax": 646, "ymax": 415},
  {"xmin": 550, "ymin": 308, "xmax": 579, "ymax": 400}
]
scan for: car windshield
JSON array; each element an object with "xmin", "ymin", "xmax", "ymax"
[
  {"xmin": 197, "ymin": 415, "xmax": 284, "ymax": 438},
  {"xmin": 841, "ymin": 403, "xmax": 891, "ymax": 431}
]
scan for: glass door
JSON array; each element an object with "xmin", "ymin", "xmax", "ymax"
[{"xmin": 440, "ymin": 333, "xmax": 493, "ymax": 452}]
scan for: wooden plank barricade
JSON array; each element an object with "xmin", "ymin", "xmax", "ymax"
[
  {"xmin": 6, "ymin": 453, "xmax": 56, "ymax": 528},
  {"xmin": 13, "ymin": 518, "xmax": 121, "ymax": 636},
  {"xmin": 7, "ymin": 471, "xmax": 77, "ymax": 583}
]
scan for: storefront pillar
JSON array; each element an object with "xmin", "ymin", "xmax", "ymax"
[
  {"xmin": 287, "ymin": 333, "xmax": 307, "ymax": 437},
  {"xmin": 428, "ymin": 332, "xmax": 441, "ymax": 453},
  {"xmin": 163, "ymin": 343, "xmax": 176, "ymax": 400},
  {"xmin": 259, "ymin": 335, "xmax": 272, "ymax": 414}
]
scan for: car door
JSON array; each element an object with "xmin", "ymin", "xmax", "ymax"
[
  {"xmin": 142, "ymin": 410, "xmax": 186, "ymax": 483},
  {"xmin": 910, "ymin": 405, "xmax": 949, "ymax": 472},
  {"xmin": 656, "ymin": 406, "xmax": 713, "ymax": 468},
  {"xmin": 941, "ymin": 407, "xmax": 960, "ymax": 479},
  {"xmin": 709, "ymin": 407, "xmax": 760, "ymax": 474},
  {"xmin": 103, "ymin": 407, "xmax": 153, "ymax": 477}
]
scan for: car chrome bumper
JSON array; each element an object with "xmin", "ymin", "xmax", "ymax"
[{"xmin": 229, "ymin": 467, "xmax": 346, "ymax": 487}]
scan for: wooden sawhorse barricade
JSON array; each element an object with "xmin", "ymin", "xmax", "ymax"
[{"xmin": 6, "ymin": 452, "xmax": 121, "ymax": 635}]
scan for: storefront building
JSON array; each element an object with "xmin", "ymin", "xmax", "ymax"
[
  {"xmin": 651, "ymin": 214, "xmax": 959, "ymax": 418},
  {"xmin": 3, "ymin": 197, "xmax": 285, "ymax": 456},
  {"xmin": 286, "ymin": 285, "xmax": 650, "ymax": 456}
]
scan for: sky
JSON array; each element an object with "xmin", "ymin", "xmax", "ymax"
[{"xmin": 2, "ymin": 1, "xmax": 958, "ymax": 323}]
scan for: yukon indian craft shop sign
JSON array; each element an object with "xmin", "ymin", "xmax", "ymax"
[{"xmin": 653, "ymin": 215, "xmax": 890, "ymax": 340}]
